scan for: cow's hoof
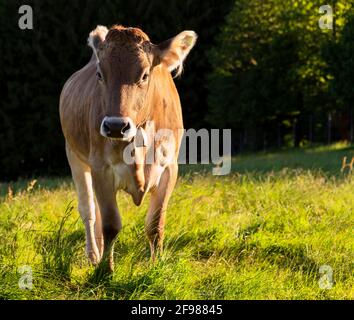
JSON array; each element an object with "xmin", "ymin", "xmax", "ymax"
[{"xmin": 87, "ymin": 250, "xmax": 101, "ymax": 265}]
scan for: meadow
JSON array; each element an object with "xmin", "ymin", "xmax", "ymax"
[{"xmin": 0, "ymin": 142, "xmax": 353, "ymax": 300}]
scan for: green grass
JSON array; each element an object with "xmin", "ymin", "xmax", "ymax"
[{"xmin": 0, "ymin": 142, "xmax": 353, "ymax": 299}]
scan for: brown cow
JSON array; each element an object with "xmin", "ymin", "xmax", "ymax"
[{"xmin": 59, "ymin": 25, "xmax": 196, "ymax": 271}]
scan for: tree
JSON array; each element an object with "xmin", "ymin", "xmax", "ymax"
[
  {"xmin": 206, "ymin": 0, "xmax": 352, "ymax": 149},
  {"xmin": 325, "ymin": 9, "xmax": 354, "ymax": 142}
]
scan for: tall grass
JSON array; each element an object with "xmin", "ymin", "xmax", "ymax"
[{"xmin": 0, "ymin": 144, "xmax": 353, "ymax": 299}]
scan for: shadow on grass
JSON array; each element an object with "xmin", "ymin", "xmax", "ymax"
[
  {"xmin": 165, "ymin": 223, "xmax": 262, "ymax": 262},
  {"xmin": 165, "ymin": 228, "xmax": 220, "ymax": 253},
  {"xmin": 105, "ymin": 272, "xmax": 158, "ymax": 299},
  {"xmin": 85, "ymin": 231, "xmax": 150, "ymax": 288},
  {"xmin": 86, "ymin": 260, "xmax": 114, "ymax": 286},
  {"xmin": 261, "ymin": 244, "xmax": 319, "ymax": 279},
  {"xmin": 176, "ymin": 226, "xmax": 319, "ymax": 280},
  {"xmin": 84, "ymin": 257, "xmax": 165, "ymax": 299}
]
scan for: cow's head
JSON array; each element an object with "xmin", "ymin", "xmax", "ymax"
[{"xmin": 88, "ymin": 25, "xmax": 197, "ymax": 141}]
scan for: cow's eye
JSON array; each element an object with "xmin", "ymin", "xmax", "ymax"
[
  {"xmin": 141, "ymin": 72, "xmax": 149, "ymax": 83},
  {"xmin": 96, "ymin": 71, "xmax": 103, "ymax": 81}
]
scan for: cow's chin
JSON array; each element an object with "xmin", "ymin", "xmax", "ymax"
[
  {"xmin": 108, "ymin": 136, "xmax": 135, "ymax": 143},
  {"xmin": 102, "ymin": 129, "xmax": 137, "ymax": 143}
]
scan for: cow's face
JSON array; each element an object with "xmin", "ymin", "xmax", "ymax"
[{"xmin": 88, "ymin": 25, "xmax": 197, "ymax": 141}]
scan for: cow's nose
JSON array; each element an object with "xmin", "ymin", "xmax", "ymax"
[
  {"xmin": 102, "ymin": 117, "xmax": 129, "ymax": 138},
  {"xmin": 100, "ymin": 116, "xmax": 136, "ymax": 140}
]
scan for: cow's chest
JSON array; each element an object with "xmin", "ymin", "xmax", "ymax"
[
  {"xmin": 111, "ymin": 161, "xmax": 165, "ymax": 197},
  {"xmin": 109, "ymin": 132, "xmax": 171, "ymax": 199},
  {"xmin": 112, "ymin": 163, "xmax": 135, "ymax": 192}
]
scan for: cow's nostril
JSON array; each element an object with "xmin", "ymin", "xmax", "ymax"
[
  {"xmin": 121, "ymin": 121, "xmax": 131, "ymax": 134},
  {"xmin": 103, "ymin": 121, "xmax": 111, "ymax": 134}
]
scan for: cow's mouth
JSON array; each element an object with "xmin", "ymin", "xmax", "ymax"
[{"xmin": 100, "ymin": 116, "xmax": 137, "ymax": 141}]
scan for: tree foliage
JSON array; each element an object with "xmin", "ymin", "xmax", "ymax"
[{"xmin": 207, "ymin": 0, "xmax": 354, "ymax": 150}]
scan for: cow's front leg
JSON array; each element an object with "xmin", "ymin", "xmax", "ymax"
[
  {"xmin": 92, "ymin": 168, "xmax": 121, "ymax": 272},
  {"xmin": 66, "ymin": 144, "xmax": 101, "ymax": 265},
  {"xmin": 145, "ymin": 163, "xmax": 178, "ymax": 261}
]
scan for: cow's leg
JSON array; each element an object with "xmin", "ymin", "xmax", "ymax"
[
  {"xmin": 94, "ymin": 197, "xmax": 104, "ymax": 258},
  {"xmin": 66, "ymin": 144, "xmax": 101, "ymax": 265},
  {"xmin": 92, "ymin": 169, "xmax": 121, "ymax": 272},
  {"xmin": 145, "ymin": 163, "xmax": 178, "ymax": 261}
]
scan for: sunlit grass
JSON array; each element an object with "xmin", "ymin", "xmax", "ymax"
[
  {"xmin": 308, "ymin": 141, "xmax": 352, "ymax": 153},
  {"xmin": 0, "ymin": 144, "xmax": 353, "ymax": 299}
]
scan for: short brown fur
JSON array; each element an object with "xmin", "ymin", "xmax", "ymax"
[{"xmin": 59, "ymin": 25, "xmax": 196, "ymax": 271}]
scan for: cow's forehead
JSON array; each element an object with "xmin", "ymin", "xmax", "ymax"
[
  {"xmin": 105, "ymin": 25, "xmax": 150, "ymax": 44},
  {"xmin": 99, "ymin": 44, "xmax": 151, "ymax": 68},
  {"xmin": 97, "ymin": 25, "xmax": 153, "ymax": 67}
]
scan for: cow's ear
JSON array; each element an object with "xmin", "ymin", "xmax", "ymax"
[
  {"xmin": 87, "ymin": 25, "xmax": 108, "ymax": 61},
  {"xmin": 155, "ymin": 31, "xmax": 197, "ymax": 77}
]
